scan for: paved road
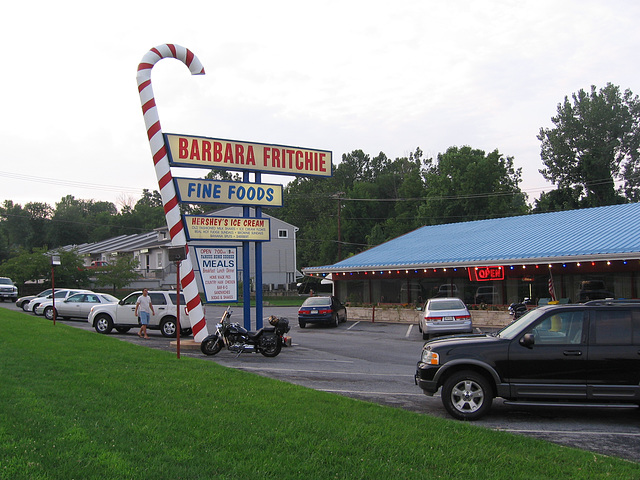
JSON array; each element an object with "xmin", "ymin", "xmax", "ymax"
[{"xmin": 4, "ymin": 303, "xmax": 639, "ymax": 463}]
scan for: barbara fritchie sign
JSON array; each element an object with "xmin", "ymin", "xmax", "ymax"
[
  {"xmin": 164, "ymin": 133, "xmax": 332, "ymax": 177},
  {"xmin": 184, "ymin": 215, "xmax": 270, "ymax": 241}
]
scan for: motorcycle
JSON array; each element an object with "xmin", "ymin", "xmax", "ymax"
[
  {"xmin": 508, "ymin": 298, "xmax": 530, "ymax": 320},
  {"xmin": 200, "ymin": 307, "xmax": 291, "ymax": 357}
]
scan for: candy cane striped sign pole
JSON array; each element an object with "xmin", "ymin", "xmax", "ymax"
[{"xmin": 136, "ymin": 44, "xmax": 208, "ymax": 342}]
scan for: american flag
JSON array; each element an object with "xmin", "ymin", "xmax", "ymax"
[{"xmin": 548, "ymin": 271, "xmax": 557, "ymax": 301}]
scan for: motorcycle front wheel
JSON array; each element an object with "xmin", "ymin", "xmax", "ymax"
[
  {"xmin": 259, "ymin": 337, "xmax": 282, "ymax": 357},
  {"xmin": 201, "ymin": 336, "xmax": 223, "ymax": 356}
]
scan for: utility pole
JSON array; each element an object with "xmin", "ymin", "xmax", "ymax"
[{"xmin": 333, "ymin": 192, "xmax": 345, "ymax": 261}]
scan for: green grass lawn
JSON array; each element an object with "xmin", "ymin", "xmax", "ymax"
[{"xmin": 1, "ymin": 309, "xmax": 638, "ymax": 480}]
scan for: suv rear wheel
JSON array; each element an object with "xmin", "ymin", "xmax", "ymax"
[
  {"xmin": 442, "ymin": 370, "xmax": 493, "ymax": 421},
  {"xmin": 160, "ymin": 317, "xmax": 177, "ymax": 338}
]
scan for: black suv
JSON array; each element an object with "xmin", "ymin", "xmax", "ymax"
[{"xmin": 415, "ymin": 301, "xmax": 640, "ymax": 420}]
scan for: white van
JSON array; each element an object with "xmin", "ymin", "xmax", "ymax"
[{"xmin": 474, "ymin": 286, "xmax": 498, "ymax": 304}]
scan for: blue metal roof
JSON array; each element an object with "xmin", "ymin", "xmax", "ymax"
[{"xmin": 305, "ymin": 203, "xmax": 640, "ymax": 272}]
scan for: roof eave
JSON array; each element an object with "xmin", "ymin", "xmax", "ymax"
[{"xmin": 303, "ymin": 252, "xmax": 640, "ymax": 274}]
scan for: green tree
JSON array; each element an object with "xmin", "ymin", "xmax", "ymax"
[
  {"xmin": 51, "ymin": 249, "xmax": 90, "ymax": 288},
  {"xmin": 0, "ymin": 247, "xmax": 50, "ymax": 285},
  {"xmin": 0, "ymin": 248, "xmax": 89, "ymax": 288},
  {"xmin": 0, "ymin": 201, "xmax": 54, "ymax": 258},
  {"xmin": 276, "ymin": 176, "xmax": 338, "ymax": 268},
  {"xmin": 379, "ymin": 151, "xmax": 425, "ymax": 240},
  {"xmin": 532, "ymin": 186, "xmax": 583, "ymax": 213},
  {"xmin": 538, "ymin": 83, "xmax": 640, "ymax": 207},
  {"xmin": 0, "ymin": 200, "xmax": 31, "ymax": 253},
  {"xmin": 48, "ymin": 195, "xmax": 91, "ymax": 247},
  {"xmin": 420, "ymin": 146, "xmax": 528, "ymax": 224},
  {"xmin": 132, "ymin": 189, "xmax": 166, "ymax": 231},
  {"xmin": 205, "ymin": 169, "xmax": 242, "ymax": 182},
  {"xmin": 93, "ymin": 254, "xmax": 140, "ymax": 292},
  {"xmin": 24, "ymin": 202, "xmax": 53, "ymax": 249}
]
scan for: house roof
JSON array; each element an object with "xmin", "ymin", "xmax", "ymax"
[
  {"xmin": 61, "ymin": 232, "xmax": 169, "ymax": 256},
  {"xmin": 304, "ymin": 203, "xmax": 640, "ymax": 273},
  {"xmin": 59, "ymin": 207, "xmax": 297, "ymax": 257}
]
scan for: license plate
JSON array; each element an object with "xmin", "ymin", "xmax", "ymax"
[
  {"xmin": 311, "ymin": 309, "xmax": 318, "ymax": 314},
  {"xmin": 443, "ymin": 316, "xmax": 454, "ymax": 321}
]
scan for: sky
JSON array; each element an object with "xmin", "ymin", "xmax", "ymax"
[{"xmin": 2, "ymin": 0, "xmax": 639, "ymax": 210}]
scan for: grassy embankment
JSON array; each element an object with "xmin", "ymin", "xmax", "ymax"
[{"xmin": 1, "ymin": 309, "xmax": 638, "ymax": 480}]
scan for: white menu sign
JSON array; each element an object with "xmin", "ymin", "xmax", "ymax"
[{"xmin": 194, "ymin": 246, "xmax": 238, "ymax": 303}]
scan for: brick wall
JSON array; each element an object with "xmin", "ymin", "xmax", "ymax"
[{"xmin": 347, "ymin": 306, "xmax": 512, "ymax": 328}]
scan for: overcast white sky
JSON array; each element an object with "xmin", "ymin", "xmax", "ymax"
[{"xmin": 2, "ymin": 0, "xmax": 638, "ymax": 210}]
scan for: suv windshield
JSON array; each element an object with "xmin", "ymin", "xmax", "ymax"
[
  {"xmin": 496, "ymin": 308, "xmax": 547, "ymax": 339},
  {"xmin": 0, "ymin": 278, "xmax": 12, "ymax": 285}
]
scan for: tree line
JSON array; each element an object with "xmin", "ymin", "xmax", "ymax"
[{"xmin": 1, "ymin": 82, "xmax": 639, "ymax": 273}]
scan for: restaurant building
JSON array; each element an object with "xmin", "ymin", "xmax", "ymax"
[{"xmin": 303, "ymin": 203, "xmax": 640, "ymax": 306}]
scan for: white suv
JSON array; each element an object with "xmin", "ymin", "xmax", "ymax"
[{"xmin": 88, "ymin": 290, "xmax": 191, "ymax": 337}]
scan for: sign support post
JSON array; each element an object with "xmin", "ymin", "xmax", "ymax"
[
  {"xmin": 168, "ymin": 246, "xmax": 187, "ymax": 359},
  {"xmin": 255, "ymin": 173, "xmax": 263, "ymax": 330}
]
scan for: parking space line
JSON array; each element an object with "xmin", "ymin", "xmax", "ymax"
[
  {"xmin": 232, "ymin": 366, "xmax": 414, "ymax": 378},
  {"xmin": 405, "ymin": 324, "xmax": 413, "ymax": 337},
  {"xmin": 497, "ymin": 428, "xmax": 640, "ymax": 437},
  {"xmin": 320, "ymin": 388, "xmax": 425, "ymax": 397},
  {"xmin": 347, "ymin": 321, "xmax": 360, "ymax": 330}
]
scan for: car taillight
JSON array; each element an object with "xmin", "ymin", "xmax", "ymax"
[
  {"xmin": 425, "ymin": 316, "xmax": 443, "ymax": 321},
  {"xmin": 319, "ymin": 309, "xmax": 332, "ymax": 314},
  {"xmin": 455, "ymin": 315, "xmax": 471, "ymax": 320}
]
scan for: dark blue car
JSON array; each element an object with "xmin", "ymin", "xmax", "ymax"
[{"xmin": 298, "ymin": 296, "xmax": 347, "ymax": 328}]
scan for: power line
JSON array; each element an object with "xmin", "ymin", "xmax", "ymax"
[{"xmin": 0, "ymin": 171, "xmax": 142, "ymax": 194}]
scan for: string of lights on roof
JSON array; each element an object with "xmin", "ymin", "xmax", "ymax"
[{"xmin": 307, "ymin": 259, "xmax": 635, "ymax": 277}]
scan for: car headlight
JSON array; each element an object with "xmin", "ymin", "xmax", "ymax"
[{"xmin": 421, "ymin": 346, "xmax": 439, "ymax": 365}]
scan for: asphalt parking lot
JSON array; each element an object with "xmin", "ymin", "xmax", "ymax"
[{"xmin": 4, "ymin": 303, "xmax": 639, "ymax": 463}]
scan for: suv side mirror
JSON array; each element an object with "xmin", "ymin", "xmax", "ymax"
[{"xmin": 519, "ymin": 333, "xmax": 535, "ymax": 348}]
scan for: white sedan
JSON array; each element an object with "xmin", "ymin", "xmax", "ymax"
[
  {"xmin": 27, "ymin": 289, "xmax": 91, "ymax": 313},
  {"xmin": 36, "ymin": 292, "xmax": 119, "ymax": 320}
]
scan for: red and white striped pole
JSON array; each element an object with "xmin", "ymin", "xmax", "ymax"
[{"xmin": 136, "ymin": 44, "xmax": 209, "ymax": 342}]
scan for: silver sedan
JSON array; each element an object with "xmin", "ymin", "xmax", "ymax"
[{"xmin": 36, "ymin": 292, "xmax": 119, "ymax": 320}]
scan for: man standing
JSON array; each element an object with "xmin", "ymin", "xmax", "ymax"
[{"xmin": 134, "ymin": 289, "xmax": 155, "ymax": 339}]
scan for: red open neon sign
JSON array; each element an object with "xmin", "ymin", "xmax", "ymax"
[{"xmin": 468, "ymin": 266, "xmax": 504, "ymax": 282}]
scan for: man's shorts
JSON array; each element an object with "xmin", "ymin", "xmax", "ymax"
[{"xmin": 139, "ymin": 311, "xmax": 150, "ymax": 325}]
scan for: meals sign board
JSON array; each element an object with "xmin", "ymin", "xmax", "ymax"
[
  {"xmin": 194, "ymin": 247, "xmax": 238, "ymax": 303},
  {"xmin": 184, "ymin": 215, "xmax": 270, "ymax": 241},
  {"xmin": 165, "ymin": 133, "xmax": 332, "ymax": 177}
]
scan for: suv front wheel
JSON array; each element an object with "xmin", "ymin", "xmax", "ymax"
[
  {"xmin": 441, "ymin": 370, "xmax": 493, "ymax": 421},
  {"xmin": 94, "ymin": 314, "xmax": 114, "ymax": 334}
]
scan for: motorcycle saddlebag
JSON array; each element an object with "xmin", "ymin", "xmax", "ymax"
[{"xmin": 275, "ymin": 317, "xmax": 290, "ymax": 334}]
